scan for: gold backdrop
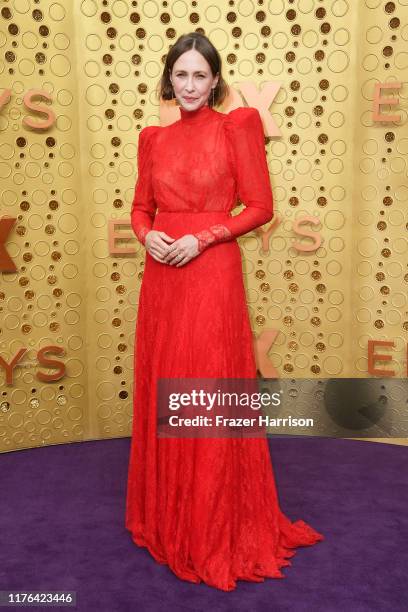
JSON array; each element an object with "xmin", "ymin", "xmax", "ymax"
[{"xmin": 1, "ymin": 1, "xmax": 407, "ymax": 453}]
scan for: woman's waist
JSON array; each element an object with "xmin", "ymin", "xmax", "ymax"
[
  {"xmin": 153, "ymin": 209, "xmax": 233, "ymax": 236},
  {"xmin": 156, "ymin": 209, "xmax": 231, "ymax": 216}
]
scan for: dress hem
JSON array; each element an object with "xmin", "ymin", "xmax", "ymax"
[{"xmin": 126, "ymin": 522, "xmax": 325, "ymax": 592}]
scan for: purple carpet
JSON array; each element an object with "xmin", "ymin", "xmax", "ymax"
[{"xmin": 0, "ymin": 437, "xmax": 406, "ymax": 611}]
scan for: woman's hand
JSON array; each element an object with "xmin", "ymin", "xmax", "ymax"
[
  {"xmin": 163, "ymin": 234, "xmax": 200, "ymax": 267},
  {"xmin": 145, "ymin": 230, "xmax": 175, "ymax": 263}
]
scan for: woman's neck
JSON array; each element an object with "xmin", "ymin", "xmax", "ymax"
[{"xmin": 179, "ymin": 103, "xmax": 214, "ymax": 124}]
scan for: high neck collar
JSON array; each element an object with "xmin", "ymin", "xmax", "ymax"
[{"xmin": 179, "ymin": 103, "xmax": 214, "ymax": 124}]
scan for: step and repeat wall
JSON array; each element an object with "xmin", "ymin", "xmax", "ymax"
[{"xmin": 0, "ymin": 1, "xmax": 407, "ymax": 452}]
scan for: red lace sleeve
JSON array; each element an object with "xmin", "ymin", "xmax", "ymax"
[
  {"xmin": 131, "ymin": 126, "xmax": 160, "ymax": 245},
  {"xmin": 193, "ymin": 107, "xmax": 274, "ymax": 252}
]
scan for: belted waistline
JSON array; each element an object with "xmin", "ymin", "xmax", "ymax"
[
  {"xmin": 156, "ymin": 209, "xmax": 230, "ymax": 214},
  {"xmin": 152, "ymin": 209, "xmax": 235, "ymax": 241},
  {"xmin": 156, "ymin": 208, "xmax": 230, "ymax": 215}
]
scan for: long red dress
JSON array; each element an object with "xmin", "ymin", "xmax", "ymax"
[{"xmin": 125, "ymin": 103, "xmax": 324, "ymax": 591}]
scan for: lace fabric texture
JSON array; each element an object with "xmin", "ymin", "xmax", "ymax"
[
  {"xmin": 126, "ymin": 105, "xmax": 324, "ymax": 591},
  {"xmin": 193, "ymin": 224, "xmax": 232, "ymax": 252},
  {"xmin": 130, "ymin": 125, "xmax": 159, "ymax": 245}
]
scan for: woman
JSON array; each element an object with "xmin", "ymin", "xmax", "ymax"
[{"xmin": 126, "ymin": 32, "xmax": 324, "ymax": 592}]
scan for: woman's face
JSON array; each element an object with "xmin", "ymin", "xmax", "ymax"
[{"xmin": 170, "ymin": 48, "xmax": 219, "ymax": 111}]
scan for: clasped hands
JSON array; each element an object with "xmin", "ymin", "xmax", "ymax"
[{"xmin": 144, "ymin": 230, "xmax": 200, "ymax": 267}]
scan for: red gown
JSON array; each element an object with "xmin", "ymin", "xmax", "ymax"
[{"xmin": 125, "ymin": 103, "xmax": 324, "ymax": 591}]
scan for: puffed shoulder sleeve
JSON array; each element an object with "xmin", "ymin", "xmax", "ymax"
[
  {"xmin": 193, "ymin": 107, "xmax": 274, "ymax": 252},
  {"xmin": 131, "ymin": 126, "xmax": 160, "ymax": 245}
]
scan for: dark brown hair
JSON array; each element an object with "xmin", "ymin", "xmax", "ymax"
[{"xmin": 157, "ymin": 32, "xmax": 229, "ymax": 108}]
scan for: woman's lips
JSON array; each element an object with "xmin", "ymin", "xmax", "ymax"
[{"xmin": 184, "ymin": 96, "xmax": 197, "ymax": 101}]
